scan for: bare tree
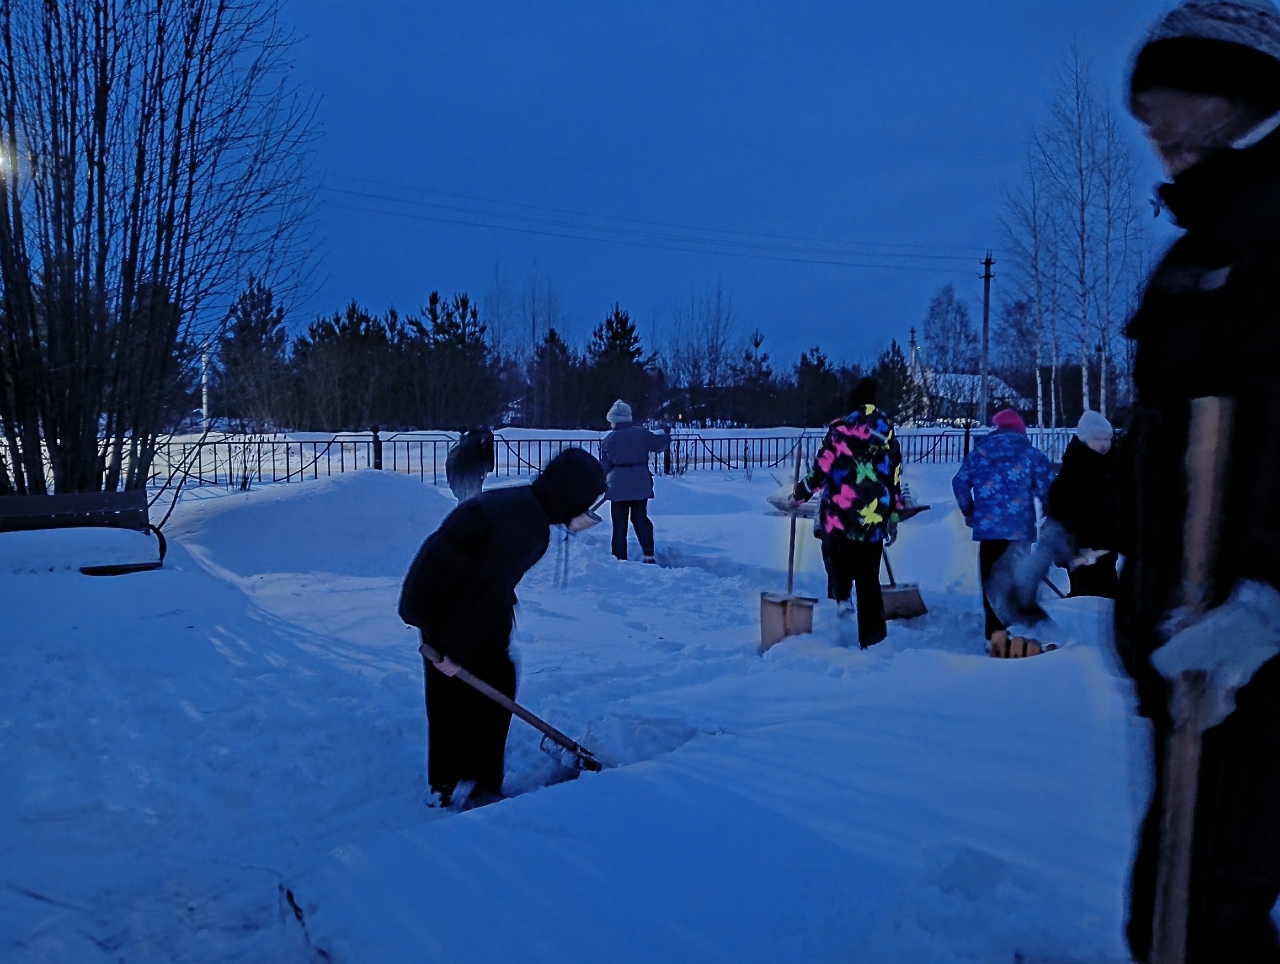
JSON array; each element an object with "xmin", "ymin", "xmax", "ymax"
[
  {"xmin": 665, "ymin": 282, "xmax": 736, "ymax": 392},
  {"xmin": 482, "ymin": 257, "xmax": 513, "ymax": 357},
  {"xmin": 1040, "ymin": 48, "xmax": 1101, "ymax": 416},
  {"xmin": 1001, "ymin": 142, "xmax": 1053, "ymax": 427},
  {"xmin": 922, "ymin": 284, "xmax": 978, "ymax": 375},
  {"xmin": 1093, "ymin": 109, "xmax": 1146, "ymax": 417},
  {"xmin": 0, "ymin": 0, "xmax": 315, "ymax": 494},
  {"xmin": 520, "ymin": 264, "xmax": 561, "ymax": 358}
]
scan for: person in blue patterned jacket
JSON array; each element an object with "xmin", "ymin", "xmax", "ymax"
[
  {"xmin": 951, "ymin": 407, "xmax": 1053, "ymax": 641},
  {"xmin": 793, "ymin": 378, "xmax": 904, "ymax": 648}
]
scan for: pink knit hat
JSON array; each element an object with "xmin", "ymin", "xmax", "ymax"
[{"xmin": 992, "ymin": 408, "xmax": 1027, "ymax": 433}]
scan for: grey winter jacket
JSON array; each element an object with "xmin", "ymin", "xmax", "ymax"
[{"xmin": 600, "ymin": 425, "xmax": 670, "ymax": 502}]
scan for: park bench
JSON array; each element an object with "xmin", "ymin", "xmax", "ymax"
[{"xmin": 0, "ymin": 490, "xmax": 167, "ymax": 576}]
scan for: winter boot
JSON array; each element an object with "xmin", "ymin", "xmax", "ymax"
[
  {"xmin": 643, "ymin": 554, "xmax": 657, "ymax": 565},
  {"xmin": 836, "ymin": 599, "xmax": 857, "ymax": 647}
]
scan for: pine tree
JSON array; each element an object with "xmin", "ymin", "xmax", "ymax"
[
  {"xmin": 587, "ymin": 304, "xmax": 654, "ymax": 426},
  {"xmin": 871, "ymin": 340, "xmax": 925, "ymax": 426},
  {"xmin": 217, "ymin": 277, "xmax": 289, "ymax": 432}
]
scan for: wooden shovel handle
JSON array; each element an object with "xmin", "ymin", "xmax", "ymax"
[{"xmin": 419, "ymin": 641, "xmax": 601, "ymax": 771}]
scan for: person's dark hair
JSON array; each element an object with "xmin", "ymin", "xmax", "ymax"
[
  {"xmin": 531, "ymin": 448, "xmax": 606, "ymax": 525},
  {"xmin": 847, "ymin": 377, "xmax": 877, "ymax": 411}
]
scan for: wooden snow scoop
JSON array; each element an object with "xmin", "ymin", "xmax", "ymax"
[
  {"xmin": 419, "ymin": 641, "xmax": 604, "ymax": 772},
  {"xmin": 761, "ymin": 443, "xmax": 817, "ymax": 652},
  {"xmin": 1149, "ymin": 395, "xmax": 1233, "ymax": 964},
  {"xmin": 881, "ymin": 548, "xmax": 927, "ymax": 620}
]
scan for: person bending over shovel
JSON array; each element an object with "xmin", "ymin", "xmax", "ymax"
[{"xmin": 399, "ymin": 448, "xmax": 606, "ymax": 807}]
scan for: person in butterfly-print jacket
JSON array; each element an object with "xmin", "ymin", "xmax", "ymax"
[{"xmin": 793, "ymin": 378, "xmax": 904, "ymax": 647}]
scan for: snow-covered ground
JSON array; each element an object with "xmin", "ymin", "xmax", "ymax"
[{"xmin": 3, "ymin": 464, "xmax": 1155, "ymax": 962}]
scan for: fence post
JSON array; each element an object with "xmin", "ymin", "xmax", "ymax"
[
  {"xmin": 964, "ymin": 425, "xmax": 972, "ymax": 458},
  {"xmin": 372, "ymin": 426, "xmax": 383, "ymax": 470}
]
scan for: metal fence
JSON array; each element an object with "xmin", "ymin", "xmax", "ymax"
[{"xmin": 142, "ymin": 428, "xmax": 1080, "ymax": 490}]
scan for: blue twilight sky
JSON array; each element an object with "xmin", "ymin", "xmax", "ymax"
[{"xmin": 286, "ymin": 0, "xmax": 1175, "ymax": 365}]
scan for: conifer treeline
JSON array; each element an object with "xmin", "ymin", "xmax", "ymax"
[{"xmin": 213, "ymin": 278, "xmax": 923, "ymax": 432}]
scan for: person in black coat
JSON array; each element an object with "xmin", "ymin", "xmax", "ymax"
[
  {"xmin": 1119, "ymin": 8, "xmax": 1280, "ymax": 959},
  {"xmin": 399, "ymin": 448, "xmax": 605, "ymax": 806},
  {"xmin": 445, "ymin": 428, "xmax": 496, "ymax": 503},
  {"xmin": 1045, "ymin": 411, "xmax": 1119, "ymax": 599}
]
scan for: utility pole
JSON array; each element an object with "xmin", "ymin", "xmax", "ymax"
[{"xmin": 979, "ymin": 251, "xmax": 995, "ymax": 426}]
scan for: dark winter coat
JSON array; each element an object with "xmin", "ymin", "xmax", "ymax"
[
  {"xmin": 1117, "ymin": 127, "xmax": 1280, "ymax": 679},
  {"xmin": 1046, "ymin": 437, "xmax": 1119, "ymax": 553},
  {"xmin": 795, "ymin": 404, "xmax": 904, "ymax": 542},
  {"xmin": 951, "ymin": 429, "xmax": 1053, "ymax": 542},
  {"xmin": 599, "ymin": 425, "xmax": 670, "ymax": 502},
  {"xmin": 445, "ymin": 430, "xmax": 496, "ymax": 490},
  {"xmin": 399, "ymin": 449, "xmax": 605, "ymax": 667}
]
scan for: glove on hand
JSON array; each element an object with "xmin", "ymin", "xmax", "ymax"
[
  {"xmin": 1153, "ymin": 580, "xmax": 1280, "ymax": 731},
  {"xmin": 885, "ymin": 523, "xmax": 898, "ymax": 547},
  {"xmin": 1068, "ymin": 548, "xmax": 1106, "ymax": 571},
  {"xmin": 792, "ymin": 482, "xmax": 810, "ymax": 504}
]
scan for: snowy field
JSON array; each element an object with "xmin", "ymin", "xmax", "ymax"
[{"xmin": 2, "ymin": 464, "xmax": 1156, "ymax": 963}]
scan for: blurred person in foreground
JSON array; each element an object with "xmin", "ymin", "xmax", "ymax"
[{"xmin": 1119, "ymin": 0, "xmax": 1280, "ymax": 958}]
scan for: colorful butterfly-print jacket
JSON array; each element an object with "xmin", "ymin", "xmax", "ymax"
[{"xmin": 795, "ymin": 405, "xmax": 904, "ymax": 542}]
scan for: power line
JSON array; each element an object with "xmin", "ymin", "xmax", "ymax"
[
  {"xmin": 322, "ymin": 197, "xmax": 976, "ymax": 275},
  {"xmin": 320, "ymin": 184, "xmax": 972, "ymax": 265},
  {"xmin": 326, "ymin": 173, "xmax": 977, "ymax": 258}
]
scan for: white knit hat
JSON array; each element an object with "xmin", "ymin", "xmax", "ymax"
[
  {"xmin": 1077, "ymin": 410, "xmax": 1114, "ymax": 444},
  {"xmin": 607, "ymin": 399, "xmax": 633, "ymax": 425}
]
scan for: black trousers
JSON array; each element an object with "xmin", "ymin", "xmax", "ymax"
[
  {"xmin": 979, "ymin": 539, "xmax": 1011, "ymax": 640},
  {"xmin": 1126, "ymin": 656, "xmax": 1280, "ymax": 963},
  {"xmin": 610, "ymin": 499, "xmax": 655, "ymax": 560},
  {"xmin": 1067, "ymin": 551, "xmax": 1119, "ymax": 599},
  {"xmin": 422, "ymin": 640, "xmax": 515, "ymax": 802},
  {"xmin": 821, "ymin": 536, "xmax": 886, "ymax": 648}
]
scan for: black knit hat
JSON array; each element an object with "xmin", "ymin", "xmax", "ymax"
[
  {"xmin": 531, "ymin": 448, "xmax": 606, "ymax": 525},
  {"xmin": 1130, "ymin": 1, "xmax": 1280, "ymax": 113},
  {"xmin": 1132, "ymin": 37, "xmax": 1280, "ymax": 112},
  {"xmin": 847, "ymin": 377, "xmax": 878, "ymax": 410}
]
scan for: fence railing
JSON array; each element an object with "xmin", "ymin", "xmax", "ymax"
[{"xmin": 138, "ymin": 428, "xmax": 1081, "ymax": 490}]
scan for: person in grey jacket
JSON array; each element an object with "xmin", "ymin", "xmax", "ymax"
[{"xmin": 599, "ymin": 399, "xmax": 671, "ymax": 563}]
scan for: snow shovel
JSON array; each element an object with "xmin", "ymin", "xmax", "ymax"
[
  {"xmin": 419, "ymin": 641, "xmax": 604, "ymax": 772},
  {"xmin": 760, "ymin": 442, "xmax": 817, "ymax": 652},
  {"xmin": 881, "ymin": 548, "xmax": 927, "ymax": 619},
  {"xmin": 1149, "ymin": 396, "xmax": 1233, "ymax": 964}
]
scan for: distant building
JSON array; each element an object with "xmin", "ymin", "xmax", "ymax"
[{"xmin": 907, "ymin": 338, "xmax": 1031, "ymax": 425}]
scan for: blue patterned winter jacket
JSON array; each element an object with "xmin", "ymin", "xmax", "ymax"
[{"xmin": 951, "ymin": 429, "xmax": 1053, "ymax": 542}]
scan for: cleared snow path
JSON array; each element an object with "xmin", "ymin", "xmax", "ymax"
[{"xmin": 3, "ymin": 467, "xmax": 1147, "ymax": 962}]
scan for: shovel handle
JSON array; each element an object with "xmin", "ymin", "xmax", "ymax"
[
  {"xmin": 419, "ymin": 641, "xmax": 602, "ymax": 771},
  {"xmin": 1042, "ymin": 575, "xmax": 1067, "ymax": 599},
  {"xmin": 882, "ymin": 548, "xmax": 897, "ymax": 588}
]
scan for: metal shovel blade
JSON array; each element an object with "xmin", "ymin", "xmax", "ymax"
[{"xmin": 540, "ymin": 734, "xmax": 603, "ymax": 772}]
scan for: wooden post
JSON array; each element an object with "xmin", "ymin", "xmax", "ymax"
[{"xmin": 372, "ymin": 426, "xmax": 383, "ymax": 470}]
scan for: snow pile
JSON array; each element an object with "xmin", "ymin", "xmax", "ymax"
[{"xmin": 2, "ymin": 465, "xmax": 1154, "ymax": 963}]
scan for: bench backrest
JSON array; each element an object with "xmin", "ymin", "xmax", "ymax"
[{"xmin": 0, "ymin": 490, "xmax": 150, "ymax": 533}]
